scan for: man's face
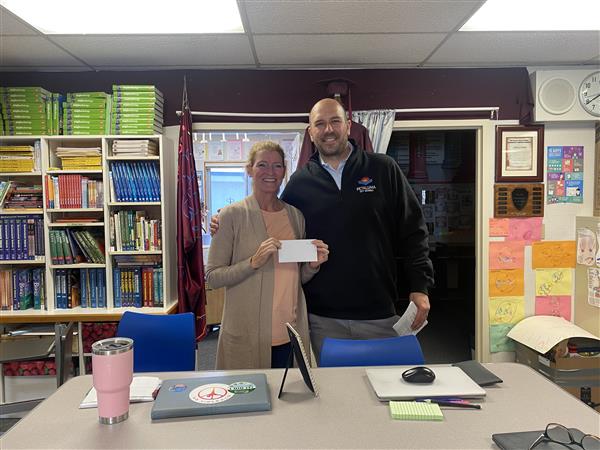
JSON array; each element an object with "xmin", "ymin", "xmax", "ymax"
[{"xmin": 308, "ymin": 100, "xmax": 351, "ymax": 159}]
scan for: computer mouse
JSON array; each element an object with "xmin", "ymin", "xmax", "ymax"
[{"xmin": 402, "ymin": 366, "xmax": 436, "ymax": 384}]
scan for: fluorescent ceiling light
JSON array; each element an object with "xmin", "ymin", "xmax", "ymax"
[
  {"xmin": 461, "ymin": 0, "xmax": 600, "ymax": 31},
  {"xmin": 0, "ymin": 0, "xmax": 244, "ymax": 34}
]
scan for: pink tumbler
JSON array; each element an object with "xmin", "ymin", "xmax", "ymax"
[{"xmin": 91, "ymin": 337, "xmax": 134, "ymax": 424}]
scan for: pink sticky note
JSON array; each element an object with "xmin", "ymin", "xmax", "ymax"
[
  {"xmin": 507, "ymin": 217, "xmax": 543, "ymax": 244},
  {"xmin": 535, "ymin": 296, "xmax": 571, "ymax": 321}
]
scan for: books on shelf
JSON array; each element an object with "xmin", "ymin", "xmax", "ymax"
[
  {"xmin": 112, "ymin": 255, "xmax": 163, "ymax": 307},
  {"xmin": 109, "ymin": 210, "xmax": 161, "ymax": 252},
  {"xmin": 45, "ymin": 174, "xmax": 103, "ymax": 209},
  {"xmin": 0, "ymin": 182, "xmax": 43, "ymax": 209},
  {"xmin": 110, "ymin": 85, "xmax": 163, "ymax": 135},
  {"xmin": 109, "ymin": 161, "xmax": 160, "ymax": 202},
  {"xmin": 49, "ymin": 229, "xmax": 105, "ymax": 265},
  {"xmin": 63, "ymin": 92, "xmax": 111, "ymax": 135},
  {"xmin": 112, "ymin": 139, "xmax": 158, "ymax": 156},
  {"xmin": 54, "ymin": 268, "xmax": 106, "ymax": 309},
  {"xmin": 0, "ymin": 87, "xmax": 52, "ymax": 136},
  {"xmin": 0, "ymin": 267, "xmax": 45, "ymax": 310},
  {"xmin": 55, "ymin": 146, "xmax": 102, "ymax": 170},
  {"xmin": 0, "ymin": 145, "xmax": 36, "ymax": 172},
  {"xmin": 0, "ymin": 214, "xmax": 45, "ymax": 260}
]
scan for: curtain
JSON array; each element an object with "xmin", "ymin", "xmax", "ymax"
[{"xmin": 352, "ymin": 109, "xmax": 396, "ymax": 154}]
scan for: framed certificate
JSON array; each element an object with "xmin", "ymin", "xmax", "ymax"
[{"xmin": 495, "ymin": 125, "xmax": 544, "ymax": 182}]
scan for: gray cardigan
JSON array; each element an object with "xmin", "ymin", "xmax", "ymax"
[{"xmin": 205, "ymin": 195, "xmax": 317, "ymax": 369}]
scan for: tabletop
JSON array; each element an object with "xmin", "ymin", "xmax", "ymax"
[{"xmin": 1, "ymin": 362, "xmax": 598, "ymax": 449}]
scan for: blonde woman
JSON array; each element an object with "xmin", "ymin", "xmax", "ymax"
[{"xmin": 206, "ymin": 141, "xmax": 329, "ymax": 369}]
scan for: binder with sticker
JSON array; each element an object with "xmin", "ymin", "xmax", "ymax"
[{"xmin": 151, "ymin": 373, "xmax": 271, "ymax": 420}]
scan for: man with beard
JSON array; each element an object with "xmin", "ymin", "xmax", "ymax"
[{"xmin": 280, "ymin": 98, "xmax": 434, "ymax": 361}]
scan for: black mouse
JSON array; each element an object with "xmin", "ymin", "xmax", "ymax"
[{"xmin": 402, "ymin": 366, "xmax": 436, "ymax": 384}]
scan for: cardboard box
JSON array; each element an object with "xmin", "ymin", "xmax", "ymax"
[
  {"xmin": 514, "ymin": 341, "xmax": 599, "ymax": 407},
  {"xmin": 509, "ymin": 316, "xmax": 600, "ymax": 409}
]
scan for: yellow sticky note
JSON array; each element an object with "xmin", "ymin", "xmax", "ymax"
[{"xmin": 389, "ymin": 401, "xmax": 443, "ymax": 421}]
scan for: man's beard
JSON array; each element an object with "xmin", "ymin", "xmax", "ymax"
[{"xmin": 315, "ymin": 135, "xmax": 348, "ymax": 157}]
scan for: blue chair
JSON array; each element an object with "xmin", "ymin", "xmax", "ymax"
[
  {"xmin": 319, "ymin": 334, "xmax": 425, "ymax": 367},
  {"xmin": 116, "ymin": 311, "xmax": 196, "ymax": 372}
]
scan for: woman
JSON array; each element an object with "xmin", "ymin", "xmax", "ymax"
[{"xmin": 206, "ymin": 141, "xmax": 329, "ymax": 369}]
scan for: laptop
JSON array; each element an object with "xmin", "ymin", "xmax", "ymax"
[
  {"xmin": 366, "ymin": 366, "xmax": 487, "ymax": 401},
  {"xmin": 151, "ymin": 373, "xmax": 271, "ymax": 420}
]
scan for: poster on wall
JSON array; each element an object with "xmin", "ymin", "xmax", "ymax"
[
  {"xmin": 588, "ymin": 268, "xmax": 600, "ymax": 308},
  {"xmin": 546, "ymin": 146, "xmax": 584, "ymax": 204}
]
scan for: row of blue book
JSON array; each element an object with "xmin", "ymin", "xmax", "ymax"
[
  {"xmin": 0, "ymin": 215, "xmax": 45, "ymax": 261},
  {"xmin": 113, "ymin": 266, "xmax": 163, "ymax": 308},
  {"xmin": 54, "ymin": 268, "xmax": 106, "ymax": 309},
  {"xmin": 109, "ymin": 161, "xmax": 161, "ymax": 202},
  {"xmin": 0, "ymin": 268, "xmax": 45, "ymax": 310}
]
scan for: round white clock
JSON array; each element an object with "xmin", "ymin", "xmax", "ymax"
[{"xmin": 579, "ymin": 71, "xmax": 600, "ymax": 117}]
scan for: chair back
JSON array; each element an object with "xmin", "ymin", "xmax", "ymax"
[
  {"xmin": 116, "ymin": 311, "xmax": 196, "ymax": 372},
  {"xmin": 319, "ymin": 334, "xmax": 425, "ymax": 367}
]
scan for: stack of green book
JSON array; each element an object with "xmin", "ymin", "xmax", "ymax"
[
  {"xmin": 0, "ymin": 87, "xmax": 52, "ymax": 136},
  {"xmin": 63, "ymin": 92, "xmax": 111, "ymax": 135},
  {"xmin": 111, "ymin": 85, "xmax": 163, "ymax": 135}
]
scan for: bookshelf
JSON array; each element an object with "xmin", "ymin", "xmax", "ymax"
[
  {"xmin": 0, "ymin": 137, "xmax": 46, "ymax": 311},
  {"xmin": 1, "ymin": 135, "xmax": 176, "ymax": 318}
]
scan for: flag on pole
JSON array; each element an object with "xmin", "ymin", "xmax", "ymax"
[{"xmin": 176, "ymin": 78, "xmax": 207, "ymax": 340}]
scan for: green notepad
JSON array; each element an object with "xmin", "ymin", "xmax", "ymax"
[{"xmin": 389, "ymin": 401, "xmax": 444, "ymax": 421}]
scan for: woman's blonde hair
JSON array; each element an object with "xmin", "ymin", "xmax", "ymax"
[{"xmin": 246, "ymin": 141, "xmax": 286, "ymax": 169}]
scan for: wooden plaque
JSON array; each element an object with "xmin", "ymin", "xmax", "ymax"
[{"xmin": 494, "ymin": 183, "xmax": 544, "ymax": 217}]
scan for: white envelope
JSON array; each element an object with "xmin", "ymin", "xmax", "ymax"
[{"xmin": 278, "ymin": 239, "xmax": 317, "ymax": 263}]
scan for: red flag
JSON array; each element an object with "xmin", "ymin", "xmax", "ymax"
[{"xmin": 176, "ymin": 85, "xmax": 207, "ymax": 340}]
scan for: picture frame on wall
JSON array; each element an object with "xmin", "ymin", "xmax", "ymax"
[{"xmin": 495, "ymin": 125, "xmax": 544, "ymax": 182}]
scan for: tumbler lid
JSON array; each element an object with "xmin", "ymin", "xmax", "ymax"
[{"xmin": 92, "ymin": 337, "xmax": 133, "ymax": 355}]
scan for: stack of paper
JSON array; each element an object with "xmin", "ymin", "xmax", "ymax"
[
  {"xmin": 111, "ymin": 85, "xmax": 163, "ymax": 135},
  {"xmin": 112, "ymin": 139, "xmax": 158, "ymax": 156},
  {"xmin": 79, "ymin": 376, "xmax": 161, "ymax": 409},
  {"xmin": 0, "ymin": 87, "xmax": 51, "ymax": 136},
  {"xmin": 55, "ymin": 146, "xmax": 102, "ymax": 170},
  {"xmin": 63, "ymin": 92, "xmax": 110, "ymax": 135},
  {"xmin": 389, "ymin": 401, "xmax": 444, "ymax": 421}
]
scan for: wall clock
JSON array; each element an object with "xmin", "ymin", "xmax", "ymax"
[{"xmin": 579, "ymin": 71, "xmax": 600, "ymax": 117}]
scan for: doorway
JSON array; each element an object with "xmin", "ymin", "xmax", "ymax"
[{"xmin": 387, "ymin": 128, "xmax": 477, "ymax": 363}]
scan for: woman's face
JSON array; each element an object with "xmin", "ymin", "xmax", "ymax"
[{"xmin": 248, "ymin": 150, "xmax": 285, "ymax": 195}]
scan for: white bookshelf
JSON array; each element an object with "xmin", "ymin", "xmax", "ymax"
[{"xmin": 0, "ymin": 135, "xmax": 176, "ymax": 317}]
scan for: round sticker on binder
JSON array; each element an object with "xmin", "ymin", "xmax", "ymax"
[
  {"xmin": 228, "ymin": 382, "xmax": 256, "ymax": 394},
  {"xmin": 189, "ymin": 383, "xmax": 234, "ymax": 404}
]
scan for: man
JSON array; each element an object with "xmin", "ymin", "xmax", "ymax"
[
  {"xmin": 281, "ymin": 98, "xmax": 433, "ymax": 359},
  {"xmin": 213, "ymin": 98, "xmax": 434, "ymax": 361}
]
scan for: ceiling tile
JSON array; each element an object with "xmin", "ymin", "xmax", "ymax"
[
  {"xmin": 428, "ymin": 31, "xmax": 600, "ymax": 65},
  {"xmin": 51, "ymin": 35, "xmax": 255, "ymax": 68},
  {"xmin": 0, "ymin": 36, "xmax": 88, "ymax": 67},
  {"xmin": 0, "ymin": 6, "xmax": 40, "ymax": 35},
  {"xmin": 244, "ymin": 0, "xmax": 483, "ymax": 34},
  {"xmin": 254, "ymin": 33, "xmax": 445, "ymax": 66}
]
